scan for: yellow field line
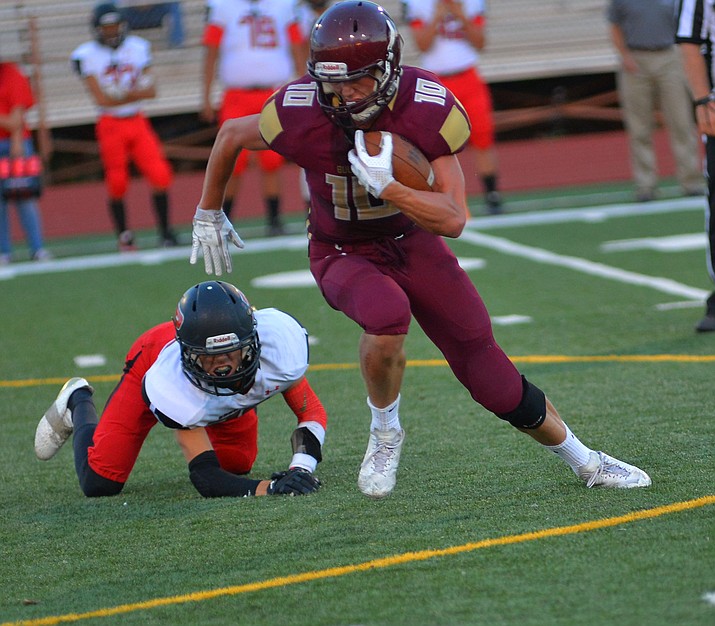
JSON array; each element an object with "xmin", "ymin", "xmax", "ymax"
[
  {"xmin": 2, "ymin": 354, "xmax": 715, "ymax": 388},
  {"xmin": 5, "ymin": 495, "xmax": 714, "ymax": 626}
]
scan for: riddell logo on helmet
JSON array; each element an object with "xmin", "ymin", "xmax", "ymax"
[
  {"xmin": 315, "ymin": 61, "xmax": 348, "ymax": 76},
  {"xmin": 206, "ymin": 333, "xmax": 239, "ymax": 350}
]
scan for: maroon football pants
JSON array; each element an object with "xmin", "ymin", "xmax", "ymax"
[{"xmin": 309, "ymin": 228, "xmax": 523, "ymax": 414}]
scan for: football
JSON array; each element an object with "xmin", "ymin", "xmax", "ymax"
[{"xmin": 362, "ymin": 131, "xmax": 435, "ymax": 191}]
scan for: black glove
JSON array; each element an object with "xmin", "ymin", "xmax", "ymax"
[{"xmin": 266, "ymin": 468, "xmax": 321, "ymax": 496}]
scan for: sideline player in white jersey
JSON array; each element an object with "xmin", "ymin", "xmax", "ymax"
[
  {"xmin": 34, "ymin": 281, "xmax": 326, "ymax": 498},
  {"xmin": 201, "ymin": 0, "xmax": 307, "ymax": 235},
  {"xmin": 71, "ymin": 2, "xmax": 177, "ymax": 251},
  {"xmin": 402, "ymin": 0, "xmax": 503, "ymax": 214}
]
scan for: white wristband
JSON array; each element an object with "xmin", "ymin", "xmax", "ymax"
[{"xmin": 289, "ymin": 453, "xmax": 318, "ymax": 473}]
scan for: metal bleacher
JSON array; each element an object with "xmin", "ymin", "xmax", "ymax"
[
  {"xmin": 478, "ymin": 0, "xmax": 616, "ymax": 82},
  {"xmin": 0, "ymin": 0, "xmax": 619, "ymax": 181},
  {"xmin": 0, "ymin": 0, "xmax": 211, "ymax": 129},
  {"xmin": 0, "ymin": 0, "xmax": 618, "ymax": 131}
]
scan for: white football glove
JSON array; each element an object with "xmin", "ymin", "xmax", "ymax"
[
  {"xmin": 190, "ymin": 207, "xmax": 244, "ymax": 276},
  {"xmin": 348, "ymin": 130, "xmax": 395, "ymax": 197}
]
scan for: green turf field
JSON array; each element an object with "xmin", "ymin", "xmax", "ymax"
[{"xmin": 1, "ymin": 186, "xmax": 713, "ymax": 625}]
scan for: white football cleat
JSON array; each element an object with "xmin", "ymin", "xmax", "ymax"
[
  {"xmin": 34, "ymin": 377, "xmax": 93, "ymax": 461},
  {"xmin": 358, "ymin": 428, "xmax": 405, "ymax": 498},
  {"xmin": 578, "ymin": 451, "xmax": 651, "ymax": 488}
]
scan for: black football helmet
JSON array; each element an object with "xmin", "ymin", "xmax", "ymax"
[
  {"xmin": 92, "ymin": 2, "xmax": 128, "ymax": 49},
  {"xmin": 307, "ymin": 0, "xmax": 402, "ymax": 130},
  {"xmin": 173, "ymin": 281, "xmax": 261, "ymax": 396}
]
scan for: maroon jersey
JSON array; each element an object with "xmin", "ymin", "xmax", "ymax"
[{"xmin": 258, "ymin": 66, "xmax": 471, "ymax": 244}]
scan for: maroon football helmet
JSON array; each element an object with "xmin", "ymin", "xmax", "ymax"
[{"xmin": 307, "ymin": 0, "xmax": 402, "ymax": 130}]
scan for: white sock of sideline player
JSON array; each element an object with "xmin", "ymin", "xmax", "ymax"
[
  {"xmin": 367, "ymin": 394, "xmax": 401, "ymax": 432},
  {"xmin": 545, "ymin": 424, "xmax": 593, "ymax": 473}
]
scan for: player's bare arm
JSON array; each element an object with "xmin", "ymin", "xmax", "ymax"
[
  {"xmin": 176, "ymin": 426, "xmax": 212, "ymax": 462},
  {"xmin": 84, "ymin": 74, "xmax": 156, "ymax": 108},
  {"xmin": 411, "ymin": 2, "xmax": 448, "ymax": 52},
  {"xmin": 680, "ymin": 43, "xmax": 715, "ymax": 136},
  {"xmin": 0, "ymin": 107, "xmax": 23, "ymax": 134},
  {"xmin": 200, "ymin": 44, "xmax": 220, "ymax": 123},
  {"xmin": 191, "ymin": 115, "xmax": 270, "ymax": 274},
  {"xmin": 198, "ymin": 114, "xmax": 269, "ymax": 211},
  {"xmin": 176, "ymin": 427, "xmax": 320, "ymax": 497},
  {"xmin": 450, "ymin": 3, "xmax": 485, "ymax": 50},
  {"xmin": 381, "ymin": 154, "xmax": 467, "ymax": 237},
  {"xmin": 1, "ymin": 107, "xmax": 25, "ymax": 157}
]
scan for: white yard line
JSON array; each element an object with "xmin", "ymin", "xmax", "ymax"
[
  {"xmin": 0, "ymin": 237, "xmax": 307, "ymax": 281},
  {"xmin": 467, "ymin": 195, "xmax": 705, "ymax": 230},
  {"xmin": 601, "ymin": 233, "xmax": 706, "ymax": 252},
  {"xmin": 459, "ymin": 230, "xmax": 709, "ymax": 301},
  {"xmin": 0, "ymin": 197, "xmax": 707, "ymax": 301}
]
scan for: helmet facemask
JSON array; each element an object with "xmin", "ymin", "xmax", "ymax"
[
  {"xmin": 179, "ymin": 332, "xmax": 261, "ymax": 397},
  {"xmin": 173, "ymin": 281, "xmax": 262, "ymax": 397},
  {"xmin": 93, "ymin": 4, "xmax": 128, "ymax": 49},
  {"xmin": 314, "ymin": 64, "xmax": 399, "ymax": 130},
  {"xmin": 96, "ymin": 23, "xmax": 128, "ymax": 49}
]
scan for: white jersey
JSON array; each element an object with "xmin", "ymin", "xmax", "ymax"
[
  {"xmin": 143, "ymin": 308, "xmax": 309, "ymax": 429},
  {"xmin": 71, "ymin": 35, "xmax": 152, "ymax": 117},
  {"xmin": 402, "ymin": 0, "xmax": 485, "ymax": 75},
  {"xmin": 297, "ymin": 2, "xmax": 320, "ymax": 40},
  {"xmin": 206, "ymin": 0, "xmax": 302, "ymax": 89}
]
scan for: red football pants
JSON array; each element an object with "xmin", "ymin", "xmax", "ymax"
[
  {"xmin": 88, "ymin": 322, "xmax": 259, "ymax": 484},
  {"xmin": 439, "ymin": 68, "xmax": 495, "ymax": 150},
  {"xmin": 96, "ymin": 114, "xmax": 173, "ymax": 198}
]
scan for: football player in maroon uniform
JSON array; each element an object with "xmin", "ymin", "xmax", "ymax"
[{"xmin": 190, "ymin": 0, "xmax": 651, "ymax": 497}]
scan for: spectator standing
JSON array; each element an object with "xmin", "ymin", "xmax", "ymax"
[
  {"xmin": 71, "ymin": 2, "xmax": 178, "ymax": 251},
  {"xmin": 201, "ymin": 0, "xmax": 307, "ymax": 236},
  {"xmin": 677, "ymin": 0, "xmax": 715, "ymax": 331},
  {"xmin": 0, "ymin": 60, "xmax": 50, "ymax": 264},
  {"xmin": 117, "ymin": 1, "xmax": 186, "ymax": 49},
  {"xmin": 607, "ymin": 0, "xmax": 703, "ymax": 202},
  {"xmin": 402, "ymin": 0, "xmax": 503, "ymax": 215}
]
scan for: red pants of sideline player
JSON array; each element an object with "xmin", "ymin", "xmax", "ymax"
[
  {"xmin": 220, "ymin": 88, "xmax": 284, "ymax": 176},
  {"xmin": 439, "ymin": 67, "xmax": 495, "ymax": 150},
  {"xmin": 96, "ymin": 114, "xmax": 173, "ymax": 198}
]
